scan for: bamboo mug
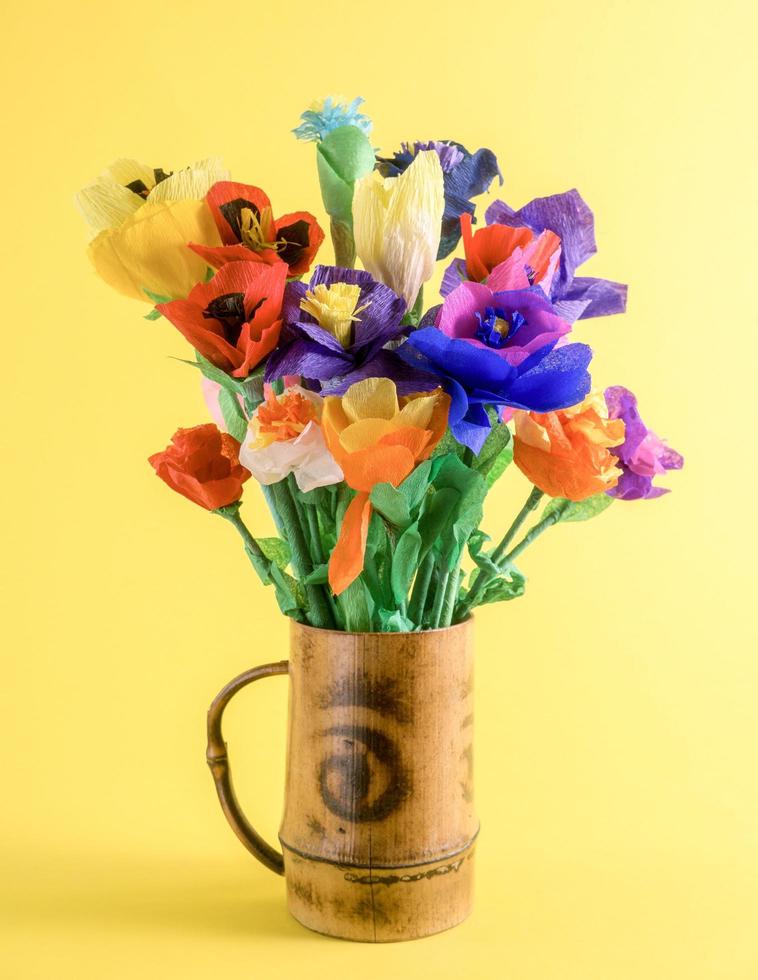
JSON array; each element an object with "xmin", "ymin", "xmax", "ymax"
[{"xmin": 206, "ymin": 618, "xmax": 477, "ymax": 942}]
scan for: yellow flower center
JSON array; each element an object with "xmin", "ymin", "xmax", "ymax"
[
  {"xmin": 299, "ymin": 282, "xmax": 370, "ymax": 348},
  {"xmin": 239, "ymin": 206, "xmax": 277, "ymax": 252}
]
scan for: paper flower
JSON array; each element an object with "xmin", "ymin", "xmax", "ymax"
[
  {"xmin": 148, "ymin": 423, "xmax": 250, "ymax": 510},
  {"xmin": 238, "ymin": 386, "xmax": 343, "ymax": 492},
  {"xmin": 158, "ymin": 262, "xmax": 286, "ymax": 378},
  {"xmin": 293, "ymin": 96, "xmax": 373, "ymax": 143},
  {"xmin": 479, "ymin": 189, "xmax": 628, "ymax": 322},
  {"xmin": 604, "ymin": 386, "xmax": 684, "ymax": 499},
  {"xmin": 188, "ymin": 181, "xmax": 324, "ymax": 277},
  {"xmin": 76, "ymin": 158, "xmax": 228, "ymax": 301},
  {"xmin": 322, "ymin": 379, "xmax": 449, "ymax": 594},
  {"xmin": 441, "ymin": 212, "xmax": 562, "ymax": 298},
  {"xmin": 353, "ymin": 150, "xmax": 444, "ymax": 308},
  {"xmin": 376, "ymin": 141, "xmax": 502, "ymax": 260},
  {"xmin": 513, "ymin": 393, "xmax": 625, "ymax": 501},
  {"xmin": 264, "ymin": 265, "xmax": 425, "ymax": 394},
  {"xmin": 398, "ymin": 281, "xmax": 592, "ymax": 453}
]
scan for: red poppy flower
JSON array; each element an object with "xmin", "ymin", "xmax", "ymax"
[
  {"xmin": 188, "ymin": 181, "xmax": 324, "ymax": 277},
  {"xmin": 158, "ymin": 261, "xmax": 286, "ymax": 378},
  {"xmin": 148, "ymin": 424, "xmax": 250, "ymax": 510}
]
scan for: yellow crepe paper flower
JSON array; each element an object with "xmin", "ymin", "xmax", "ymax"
[
  {"xmin": 76, "ymin": 158, "xmax": 228, "ymax": 302},
  {"xmin": 352, "ymin": 150, "xmax": 444, "ymax": 309}
]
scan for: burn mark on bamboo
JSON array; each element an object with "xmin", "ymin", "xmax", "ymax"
[
  {"xmin": 318, "ymin": 724, "xmax": 411, "ymax": 823},
  {"xmin": 343, "ymin": 857, "xmax": 467, "ymax": 886},
  {"xmin": 318, "ymin": 674, "xmax": 412, "ymax": 723}
]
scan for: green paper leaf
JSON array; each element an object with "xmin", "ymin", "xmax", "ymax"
[
  {"xmin": 255, "ymin": 537, "xmax": 291, "ymax": 570},
  {"xmin": 270, "ymin": 565, "xmax": 307, "ymax": 618},
  {"xmin": 418, "ymin": 487, "xmax": 460, "ymax": 558},
  {"xmin": 370, "ymin": 483, "xmax": 411, "ymax": 528},
  {"xmin": 474, "ymin": 416, "xmax": 513, "ymax": 486},
  {"xmin": 218, "ymin": 388, "xmax": 247, "ymax": 443},
  {"xmin": 543, "ymin": 492, "xmax": 615, "ymax": 524},
  {"xmin": 142, "ymin": 287, "xmax": 172, "ymax": 305},
  {"xmin": 397, "ymin": 459, "xmax": 434, "ymax": 514},
  {"xmin": 391, "ymin": 522, "xmax": 422, "ymax": 606},
  {"xmin": 195, "ymin": 352, "xmax": 241, "ymax": 395},
  {"xmin": 303, "ymin": 563, "xmax": 328, "ymax": 585},
  {"xmin": 377, "ymin": 608, "xmax": 415, "ymax": 633},
  {"xmin": 467, "ymin": 529, "xmax": 499, "ymax": 576},
  {"xmin": 429, "ymin": 455, "xmax": 487, "ymax": 569},
  {"xmin": 144, "ymin": 306, "xmax": 163, "ymax": 321},
  {"xmin": 339, "ymin": 577, "xmax": 374, "ymax": 632},
  {"xmin": 479, "ymin": 565, "xmax": 527, "ymax": 605}
]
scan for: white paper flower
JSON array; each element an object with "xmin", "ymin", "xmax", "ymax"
[{"xmin": 239, "ymin": 386, "xmax": 343, "ymax": 493}]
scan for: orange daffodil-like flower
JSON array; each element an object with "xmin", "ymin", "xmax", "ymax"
[
  {"xmin": 239, "ymin": 386, "xmax": 343, "ymax": 493},
  {"xmin": 513, "ymin": 392, "xmax": 626, "ymax": 501},
  {"xmin": 76, "ymin": 158, "xmax": 228, "ymax": 301},
  {"xmin": 322, "ymin": 378, "xmax": 450, "ymax": 595}
]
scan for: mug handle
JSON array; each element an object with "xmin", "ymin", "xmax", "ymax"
[{"xmin": 206, "ymin": 660, "xmax": 289, "ymax": 876}]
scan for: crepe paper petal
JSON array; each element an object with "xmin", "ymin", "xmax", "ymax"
[
  {"xmin": 486, "ymin": 189, "xmax": 596, "ymax": 294},
  {"xmin": 146, "ymin": 158, "xmax": 229, "ymax": 203},
  {"xmin": 87, "ymin": 199, "xmax": 222, "ymax": 302},
  {"xmin": 188, "ymin": 240, "xmax": 282, "ymax": 271},
  {"xmin": 506, "ymin": 343, "xmax": 593, "ymax": 412},
  {"xmin": 451, "ymin": 404, "xmax": 492, "ymax": 454},
  {"xmin": 149, "ymin": 424, "xmax": 249, "ymax": 511},
  {"xmin": 328, "ymin": 492, "xmax": 372, "ymax": 595},
  {"xmin": 354, "ymin": 151, "xmax": 445, "ymax": 308},
  {"xmin": 76, "ymin": 164, "xmax": 147, "ymax": 237},
  {"xmin": 265, "ymin": 340, "xmax": 351, "ymax": 382},
  {"xmin": 440, "ymin": 258, "xmax": 468, "ymax": 298},
  {"xmin": 561, "ymin": 276, "xmax": 628, "ymax": 319},
  {"xmin": 318, "ymin": 349, "xmax": 440, "ymax": 397},
  {"xmin": 343, "ymin": 377, "xmax": 400, "ymax": 422},
  {"xmin": 604, "ymin": 385, "xmax": 683, "ymax": 499}
]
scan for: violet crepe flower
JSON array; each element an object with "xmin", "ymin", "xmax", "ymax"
[
  {"xmin": 442, "ymin": 188, "xmax": 627, "ymax": 323},
  {"xmin": 397, "ymin": 281, "xmax": 593, "ymax": 453},
  {"xmin": 264, "ymin": 265, "xmax": 428, "ymax": 394},
  {"xmin": 376, "ymin": 140, "xmax": 502, "ymax": 260},
  {"xmin": 604, "ymin": 386, "xmax": 683, "ymax": 499}
]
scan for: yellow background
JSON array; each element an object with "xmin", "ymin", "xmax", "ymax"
[{"xmin": 2, "ymin": 1, "xmax": 756, "ymax": 977}]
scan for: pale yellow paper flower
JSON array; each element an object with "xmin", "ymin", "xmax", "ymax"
[
  {"xmin": 352, "ymin": 150, "xmax": 444, "ymax": 308},
  {"xmin": 77, "ymin": 158, "xmax": 228, "ymax": 301}
]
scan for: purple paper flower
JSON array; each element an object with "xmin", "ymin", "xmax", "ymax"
[
  {"xmin": 441, "ymin": 189, "xmax": 627, "ymax": 323},
  {"xmin": 265, "ymin": 265, "xmax": 428, "ymax": 394},
  {"xmin": 604, "ymin": 386, "xmax": 683, "ymax": 499},
  {"xmin": 376, "ymin": 140, "xmax": 502, "ymax": 260},
  {"xmin": 397, "ymin": 281, "xmax": 592, "ymax": 453}
]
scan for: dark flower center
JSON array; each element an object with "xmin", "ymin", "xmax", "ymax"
[
  {"xmin": 219, "ymin": 198, "xmax": 262, "ymax": 242},
  {"xmin": 125, "ymin": 167, "xmax": 173, "ymax": 199},
  {"xmin": 203, "ymin": 292, "xmax": 247, "ymax": 345},
  {"xmin": 475, "ymin": 306, "xmax": 526, "ymax": 349},
  {"xmin": 275, "ymin": 219, "xmax": 310, "ymax": 266}
]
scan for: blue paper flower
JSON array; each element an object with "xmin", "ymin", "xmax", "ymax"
[{"xmin": 397, "ymin": 281, "xmax": 592, "ymax": 453}]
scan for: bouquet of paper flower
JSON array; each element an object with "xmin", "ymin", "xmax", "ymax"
[{"xmin": 77, "ymin": 97, "xmax": 682, "ymax": 634}]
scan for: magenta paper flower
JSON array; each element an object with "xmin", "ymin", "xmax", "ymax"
[{"xmin": 605, "ymin": 386, "xmax": 683, "ymax": 499}]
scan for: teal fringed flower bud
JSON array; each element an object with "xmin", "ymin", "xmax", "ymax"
[{"xmin": 294, "ymin": 97, "xmax": 375, "ymax": 268}]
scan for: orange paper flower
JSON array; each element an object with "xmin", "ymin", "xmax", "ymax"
[
  {"xmin": 148, "ymin": 424, "xmax": 250, "ymax": 510},
  {"xmin": 321, "ymin": 378, "xmax": 449, "ymax": 594},
  {"xmin": 513, "ymin": 393, "xmax": 626, "ymax": 501}
]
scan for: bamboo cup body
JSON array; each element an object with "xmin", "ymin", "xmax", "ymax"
[{"xmin": 279, "ymin": 618, "xmax": 477, "ymax": 942}]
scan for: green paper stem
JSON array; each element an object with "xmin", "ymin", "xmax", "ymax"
[
  {"xmin": 215, "ymin": 504, "xmax": 271, "ymax": 585},
  {"xmin": 498, "ymin": 499, "xmax": 571, "ymax": 567},
  {"xmin": 409, "ymin": 552, "xmax": 434, "ymax": 627},
  {"xmin": 331, "ymin": 218, "xmax": 356, "ymax": 269},
  {"xmin": 457, "ymin": 485, "xmax": 543, "ymax": 618},
  {"xmin": 430, "ymin": 565, "xmax": 450, "ymax": 629},
  {"xmin": 271, "ymin": 481, "xmax": 335, "ymax": 629}
]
